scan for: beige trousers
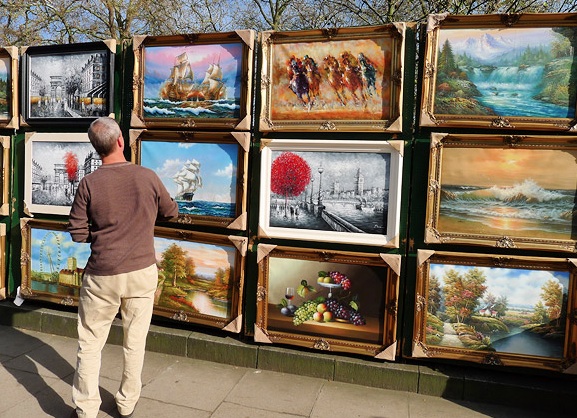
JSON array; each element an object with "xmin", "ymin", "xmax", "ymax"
[{"xmin": 72, "ymin": 264, "xmax": 157, "ymax": 418}]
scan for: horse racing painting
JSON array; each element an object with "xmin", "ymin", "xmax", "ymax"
[
  {"xmin": 259, "ymin": 24, "xmax": 405, "ymax": 132},
  {"xmin": 259, "ymin": 139, "xmax": 404, "ymax": 247}
]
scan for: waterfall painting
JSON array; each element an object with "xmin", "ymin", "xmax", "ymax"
[
  {"xmin": 412, "ymin": 250, "xmax": 577, "ymax": 372},
  {"xmin": 425, "ymin": 133, "xmax": 577, "ymax": 252},
  {"xmin": 258, "ymin": 139, "xmax": 404, "ymax": 248},
  {"xmin": 420, "ymin": 13, "xmax": 577, "ymax": 130}
]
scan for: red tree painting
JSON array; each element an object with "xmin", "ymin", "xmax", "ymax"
[
  {"xmin": 270, "ymin": 152, "xmax": 311, "ymax": 217},
  {"xmin": 64, "ymin": 151, "xmax": 79, "ymax": 196}
]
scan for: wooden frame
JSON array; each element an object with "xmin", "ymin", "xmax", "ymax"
[
  {"xmin": 255, "ymin": 244, "xmax": 400, "ymax": 358},
  {"xmin": 0, "ymin": 136, "xmax": 10, "ymax": 216},
  {"xmin": 259, "ymin": 139, "xmax": 404, "ymax": 247},
  {"xmin": 413, "ymin": 250, "xmax": 577, "ymax": 372},
  {"xmin": 425, "ymin": 133, "xmax": 577, "ymax": 252},
  {"xmin": 0, "ymin": 46, "xmax": 19, "ymax": 129},
  {"xmin": 20, "ymin": 218, "xmax": 89, "ymax": 306},
  {"xmin": 24, "ymin": 132, "xmax": 97, "ymax": 216},
  {"xmin": 152, "ymin": 226, "xmax": 247, "ymax": 332},
  {"xmin": 259, "ymin": 24, "xmax": 405, "ymax": 132},
  {"xmin": 130, "ymin": 129, "xmax": 249, "ymax": 230},
  {"xmin": 131, "ymin": 31, "xmax": 255, "ymax": 131},
  {"xmin": 420, "ymin": 13, "xmax": 577, "ymax": 131},
  {"xmin": 20, "ymin": 40, "xmax": 115, "ymax": 127}
]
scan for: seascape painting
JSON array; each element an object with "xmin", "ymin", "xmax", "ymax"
[
  {"xmin": 425, "ymin": 261, "xmax": 569, "ymax": 359},
  {"xmin": 140, "ymin": 140, "xmax": 238, "ymax": 219},
  {"xmin": 27, "ymin": 50, "xmax": 111, "ymax": 119},
  {"xmin": 25, "ymin": 134, "xmax": 99, "ymax": 215},
  {"xmin": 0, "ymin": 56, "xmax": 10, "ymax": 118},
  {"xmin": 142, "ymin": 43, "xmax": 244, "ymax": 120},
  {"xmin": 437, "ymin": 146, "xmax": 577, "ymax": 241},
  {"xmin": 27, "ymin": 225, "xmax": 90, "ymax": 302},
  {"xmin": 434, "ymin": 27, "xmax": 576, "ymax": 118},
  {"xmin": 153, "ymin": 235, "xmax": 237, "ymax": 320}
]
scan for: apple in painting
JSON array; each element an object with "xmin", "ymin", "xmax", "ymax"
[
  {"xmin": 316, "ymin": 303, "xmax": 327, "ymax": 313},
  {"xmin": 323, "ymin": 311, "xmax": 333, "ymax": 322},
  {"xmin": 313, "ymin": 312, "xmax": 323, "ymax": 322}
]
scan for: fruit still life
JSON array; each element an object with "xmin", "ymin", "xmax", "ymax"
[{"xmin": 278, "ymin": 271, "xmax": 366, "ymax": 326}]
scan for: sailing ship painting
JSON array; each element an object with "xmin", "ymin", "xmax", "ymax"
[
  {"xmin": 140, "ymin": 141, "xmax": 238, "ymax": 218},
  {"xmin": 143, "ymin": 43, "xmax": 244, "ymax": 120}
]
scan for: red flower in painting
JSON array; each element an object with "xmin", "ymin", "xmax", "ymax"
[{"xmin": 270, "ymin": 152, "xmax": 311, "ymax": 198}]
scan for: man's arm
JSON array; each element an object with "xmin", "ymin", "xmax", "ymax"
[
  {"xmin": 68, "ymin": 180, "xmax": 91, "ymax": 243},
  {"xmin": 156, "ymin": 177, "xmax": 179, "ymax": 221}
]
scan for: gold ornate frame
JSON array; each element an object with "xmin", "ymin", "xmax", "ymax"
[
  {"xmin": 255, "ymin": 244, "xmax": 400, "ymax": 359},
  {"xmin": 131, "ymin": 31, "xmax": 255, "ymax": 130},
  {"xmin": 413, "ymin": 250, "xmax": 577, "ymax": 372},
  {"xmin": 420, "ymin": 13, "xmax": 577, "ymax": 131},
  {"xmin": 259, "ymin": 24, "xmax": 405, "ymax": 132},
  {"xmin": 425, "ymin": 133, "xmax": 577, "ymax": 252},
  {"xmin": 130, "ymin": 129, "xmax": 249, "ymax": 230}
]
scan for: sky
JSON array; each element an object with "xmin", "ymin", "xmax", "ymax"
[
  {"xmin": 154, "ymin": 236, "xmax": 235, "ymax": 278},
  {"xmin": 430, "ymin": 263, "xmax": 569, "ymax": 308},
  {"xmin": 440, "ymin": 147, "xmax": 577, "ymax": 190},
  {"xmin": 143, "ymin": 43, "xmax": 244, "ymax": 99},
  {"xmin": 141, "ymin": 141, "xmax": 238, "ymax": 203},
  {"xmin": 440, "ymin": 27, "xmax": 557, "ymax": 53}
]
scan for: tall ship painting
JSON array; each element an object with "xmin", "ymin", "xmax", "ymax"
[
  {"xmin": 173, "ymin": 159, "xmax": 202, "ymax": 202},
  {"xmin": 159, "ymin": 53, "xmax": 226, "ymax": 103}
]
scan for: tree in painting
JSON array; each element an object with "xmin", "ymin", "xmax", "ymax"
[
  {"xmin": 270, "ymin": 151, "xmax": 311, "ymax": 218},
  {"xmin": 64, "ymin": 151, "xmax": 78, "ymax": 196}
]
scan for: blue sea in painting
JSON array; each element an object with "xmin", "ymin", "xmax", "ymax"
[
  {"xmin": 441, "ymin": 179, "xmax": 575, "ymax": 236},
  {"xmin": 178, "ymin": 200, "xmax": 235, "ymax": 218},
  {"xmin": 144, "ymin": 98, "xmax": 240, "ymax": 119}
]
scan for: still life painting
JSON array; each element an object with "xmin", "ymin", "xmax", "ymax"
[
  {"xmin": 420, "ymin": 14, "xmax": 577, "ymax": 130},
  {"xmin": 413, "ymin": 250, "xmax": 577, "ymax": 371}
]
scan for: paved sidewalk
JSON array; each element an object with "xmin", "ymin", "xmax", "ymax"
[{"xmin": 0, "ymin": 324, "xmax": 571, "ymax": 418}]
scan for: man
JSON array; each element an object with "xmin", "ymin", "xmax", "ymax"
[{"xmin": 68, "ymin": 117, "xmax": 178, "ymax": 418}]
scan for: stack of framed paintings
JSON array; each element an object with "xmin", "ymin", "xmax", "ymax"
[
  {"xmin": 128, "ymin": 31, "xmax": 256, "ymax": 331},
  {"xmin": 254, "ymin": 24, "xmax": 407, "ymax": 357},
  {"xmin": 416, "ymin": 13, "xmax": 577, "ymax": 372}
]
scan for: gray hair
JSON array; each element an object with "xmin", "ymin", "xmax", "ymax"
[{"xmin": 87, "ymin": 117, "xmax": 121, "ymax": 157}]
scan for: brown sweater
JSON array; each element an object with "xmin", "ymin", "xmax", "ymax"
[{"xmin": 68, "ymin": 162, "xmax": 178, "ymax": 276}]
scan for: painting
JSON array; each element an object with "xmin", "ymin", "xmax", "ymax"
[
  {"xmin": 255, "ymin": 245, "xmax": 400, "ymax": 358},
  {"xmin": 24, "ymin": 132, "xmax": 99, "ymax": 216},
  {"xmin": 420, "ymin": 13, "xmax": 577, "ymax": 130},
  {"xmin": 20, "ymin": 218, "xmax": 89, "ymax": 306},
  {"xmin": 425, "ymin": 133, "xmax": 577, "ymax": 252},
  {"xmin": 260, "ymin": 24, "xmax": 405, "ymax": 132},
  {"xmin": 130, "ymin": 129, "xmax": 249, "ymax": 229},
  {"xmin": 0, "ymin": 224, "xmax": 5, "ymax": 300},
  {"xmin": 413, "ymin": 250, "xmax": 577, "ymax": 372},
  {"xmin": 131, "ymin": 31, "xmax": 255, "ymax": 130},
  {"xmin": 0, "ymin": 46, "xmax": 18, "ymax": 129},
  {"xmin": 21, "ymin": 40, "xmax": 115, "ymax": 126},
  {"xmin": 0, "ymin": 136, "xmax": 10, "ymax": 216},
  {"xmin": 259, "ymin": 139, "xmax": 404, "ymax": 247},
  {"xmin": 152, "ymin": 226, "xmax": 246, "ymax": 331}
]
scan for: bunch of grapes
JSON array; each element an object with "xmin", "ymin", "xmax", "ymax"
[
  {"xmin": 325, "ymin": 298, "xmax": 365, "ymax": 325},
  {"xmin": 329, "ymin": 271, "xmax": 351, "ymax": 290},
  {"xmin": 292, "ymin": 300, "xmax": 318, "ymax": 326}
]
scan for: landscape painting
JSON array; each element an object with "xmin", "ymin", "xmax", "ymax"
[
  {"xmin": 0, "ymin": 55, "xmax": 11, "ymax": 119},
  {"xmin": 259, "ymin": 24, "xmax": 404, "ymax": 132},
  {"xmin": 132, "ymin": 31, "xmax": 254, "ymax": 130},
  {"xmin": 152, "ymin": 227, "xmax": 245, "ymax": 329},
  {"xmin": 24, "ymin": 132, "xmax": 99, "ymax": 215},
  {"xmin": 414, "ymin": 251, "xmax": 576, "ymax": 371},
  {"xmin": 132, "ymin": 130, "xmax": 248, "ymax": 228},
  {"xmin": 421, "ymin": 14, "xmax": 577, "ymax": 130},
  {"xmin": 20, "ymin": 219, "xmax": 90, "ymax": 305},
  {"xmin": 256, "ymin": 245, "xmax": 399, "ymax": 357},
  {"xmin": 259, "ymin": 139, "xmax": 403, "ymax": 247},
  {"xmin": 0, "ymin": 46, "xmax": 18, "ymax": 129},
  {"xmin": 425, "ymin": 133, "xmax": 577, "ymax": 251}
]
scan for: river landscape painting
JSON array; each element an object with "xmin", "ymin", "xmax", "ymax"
[
  {"xmin": 414, "ymin": 251, "xmax": 576, "ymax": 370},
  {"xmin": 259, "ymin": 140, "xmax": 403, "ymax": 247},
  {"xmin": 421, "ymin": 14, "xmax": 577, "ymax": 129},
  {"xmin": 426, "ymin": 133, "xmax": 577, "ymax": 251}
]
